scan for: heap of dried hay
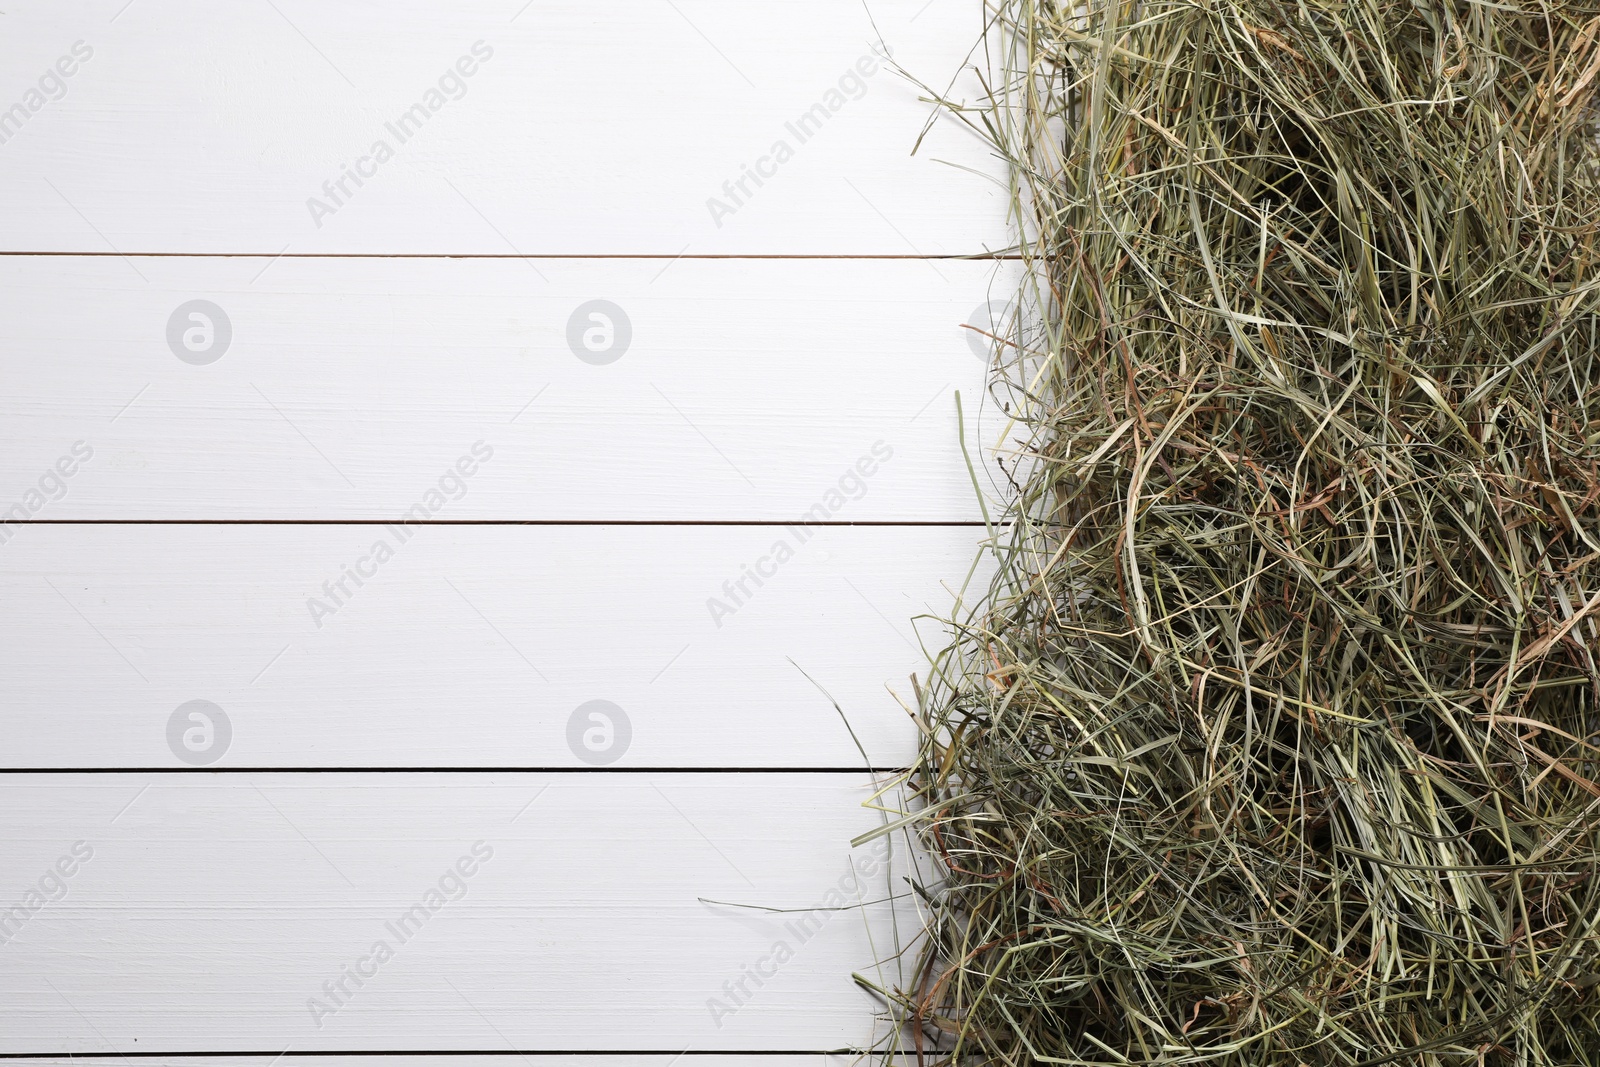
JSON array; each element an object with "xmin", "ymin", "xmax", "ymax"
[{"xmin": 894, "ymin": 0, "xmax": 1600, "ymax": 1060}]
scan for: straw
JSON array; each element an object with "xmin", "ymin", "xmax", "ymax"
[{"xmin": 893, "ymin": 0, "xmax": 1600, "ymax": 1060}]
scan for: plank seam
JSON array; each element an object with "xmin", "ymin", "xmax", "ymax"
[
  {"xmin": 0, "ymin": 767, "xmax": 902, "ymax": 774},
  {"xmin": 0, "ymin": 1053, "xmax": 901, "ymax": 1059},
  {"xmin": 0, "ymin": 520, "xmax": 990, "ymax": 528},
  {"xmin": 0, "ymin": 252, "xmax": 1021, "ymax": 260}
]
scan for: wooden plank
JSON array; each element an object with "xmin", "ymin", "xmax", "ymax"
[
  {"xmin": 0, "ymin": 773, "xmax": 917, "ymax": 1051},
  {"xmin": 0, "ymin": 523, "xmax": 983, "ymax": 768},
  {"xmin": 0, "ymin": 255, "xmax": 1012, "ymax": 520},
  {"xmin": 0, "ymin": 0, "xmax": 1003, "ymax": 254}
]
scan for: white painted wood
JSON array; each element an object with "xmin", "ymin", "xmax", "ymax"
[
  {"xmin": 0, "ymin": 773, "xmax": 916, "ymax": 1051},
  {"xmin": 0, "ymin": 255, "xmax": 1012, "ymax": 520},
  {"xmin": 0, "ymin": 0, "xmax": 1001, "ymax": 1052},
  {"xmin": 0, "ymin": 523, "xmax": 983, "ymax": 767},
  {"xmin": 0, "ymin": 0, "xmax": 1004, "ymax": 254}
]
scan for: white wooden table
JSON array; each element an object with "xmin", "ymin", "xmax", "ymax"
[{"xmin": 0, "ymin": 0, "xmax": 1004, "ymax": 1058}]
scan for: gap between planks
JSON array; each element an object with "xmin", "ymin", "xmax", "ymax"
[
  {"xmin": 2, "ymin": 520, "xmax": 991, "ymax": 527},
  {"xmin": 0, "ymin": 252, "xmax": 1021, "ymax": 260},
  {"xmin": 0, "ymin": 1053, "xmax": 910, "ymax": 1059},
  {"xmin": 0, "ymin": 767, "xmax": 902, "ymax": 774}
]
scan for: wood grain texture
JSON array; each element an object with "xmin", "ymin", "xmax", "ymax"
[
  {"xmin": 0, "ymin": 0, "xmax": 1003, "ymax": 254},
  {"xmin": 0, "ymin": 773, "xmax": 917, "ymax": 1052},
  {"xmin": 0, "ymin": 255, "xmax": 1014, "ymax": 521},
  {"xmin": 0, "ymin": 523, "xmax": 984, "ymax": 768}
]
